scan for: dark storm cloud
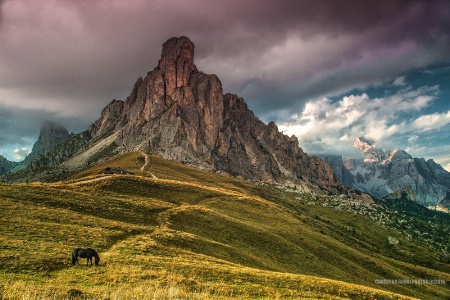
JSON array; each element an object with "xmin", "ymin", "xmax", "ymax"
[
  {"xmin": 2, "ymin": 1, "xmax": 449, "ymax": 107},
  {"xmin": 0, "ymin": 1, "xmax": 4, "ymax": 26},
  {"xmin": 1, "ymin": 0, "xmax": 449, "ymax": 160},
  {"xmin": 171, "ymin": 0, "xmax": 450, "ymax": 121},
  {"xmin": 0, "ymin": 0, "xmax": 5, "ymax": 22}
]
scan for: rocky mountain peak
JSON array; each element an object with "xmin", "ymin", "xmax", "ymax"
[
  {"xmin": 386, "ymin": 149, "xmax": 412, "ymax": 162},
  {"xmin": 40, "ymin": 120, "xmax": 67, "ymax": 133},
  {"xmin": 158, "ymin": 36, "xmax": 198, "ymax": 92},
  {"xmin": 10, "ymin": 36, "xmax": 354, "ymax": 197},
  {"xmin": 0, "ymin": 155, "xmax": 19, "ymax": 175},
  {"xmin": 353, "ymin": 138, "xmax": 412, "ymax": 165},
  {"xmin": 27, "ymin": 121, "xmax": 71, "ymax": 160},
  {"xmin": 89, "ymin": 37, "xmax": 352, "ymax": 194},
  {"xmin": 384, "ymin": 185, "xmax": 417, "ymax": 202},
  {"xmin": 353, "ymin": 136, "xmax": 374, "ymax": 153},
  {"xmin": 353, "ymin": 137, "xmax": 387, "ymax": 163},
  {"xmin": 328, "ymin": 138, "xmax": 450, "ymax": 208},
  {"xmin": 160, "ymin": 36, "xmax": 195, "ymax": 64}
]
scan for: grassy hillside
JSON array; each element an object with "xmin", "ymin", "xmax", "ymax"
[{"xmin": 1, "ymin": 152, "xmax": 449, "ymax": 299}]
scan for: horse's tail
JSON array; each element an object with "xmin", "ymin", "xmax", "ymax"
[{"xmin": 71, "ymin": 249, "xmax": 77, "ymax": 265}]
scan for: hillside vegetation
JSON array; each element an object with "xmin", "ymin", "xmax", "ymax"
[{"xmin": 1, "ymin": 152, "xmax": 449, "ymax": 299}]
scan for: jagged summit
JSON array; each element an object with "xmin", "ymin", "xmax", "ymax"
[
  {"xmin": 2, "ymin": 121, "xmax": 73, "ymax": 177},
  {"xmin": 158, "ymin": 36, "xmax": 197, "ymax": 90},
  {"xmin": 89, "ymin": 36, "xmax": 350, "ymax": 193},
  {"xmin": 353, "ymin": 137, "xmax": 387, "ymax": 163},
  {"xmin": 27, "ymin": 121, "xmax": 71, "ymax": 161},
  {"xmin": 353, "ymin": 137, "xmax": 414, "ymax": 164},
  {"xmin": 160, "ymin": 36, "xmax": 195, "ymax": 63},
  {"xmin": 321, "ymin": 137, "xmax": 450, "ymax": 207},
  {"xmin": 353, "ymin": 136, "xmax": 375, "ymax": 152}
]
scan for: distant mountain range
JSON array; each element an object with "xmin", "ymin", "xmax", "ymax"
[{"xmin": 319, "ymin": 137, "xmax": 450, "ymax": 209}]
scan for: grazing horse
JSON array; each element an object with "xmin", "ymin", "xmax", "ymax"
[{"xmin": 72, "ymin": 248, "xmax": 100, "ymax": 266}]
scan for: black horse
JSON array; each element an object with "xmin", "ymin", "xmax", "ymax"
[{"xmin": 72, "ymin": 248, "xmax": 100, "ymax": 266}]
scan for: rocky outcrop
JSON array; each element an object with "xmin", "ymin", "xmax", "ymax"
[
  {"xmin": 27, "ymin": 131, "xmax": 92, "ymax": 169},
  {"xmin": 85, "ymin": 36, "xmax": 348, "ymax": 194},
  {"xmin": 324, "ymin": 137, "xmax": 450, "ymax": 208},
  {"xmin": 2, "ymin": 121, "xmax": 87, "ymax": 181},
  {"xmin": 26, "ymin": 121, "xmax": 72, "ymax": 162},
  {"xmin": 383, "ymin": 185, "xmax": 416, "ymax": 202},
  {"xmin": 353, "ymin": 137, "xmax": 387, "ymax": 163},
  {"xmin": 317, "ymin": 155, "xmax": 354, "ymax": 187}
]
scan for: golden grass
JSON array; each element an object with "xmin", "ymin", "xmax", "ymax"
[
  {"xmin": 1, "ymin": 252, "xmax": 418, "ymax": 300},
  {"xmin": 1, "ymin": 153, "xmax": 449, "ymax": 299}
]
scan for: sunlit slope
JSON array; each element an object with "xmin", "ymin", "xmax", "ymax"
[{"xmin": 1, "ymin": 152, "xmax": 449, "ymax": 299}]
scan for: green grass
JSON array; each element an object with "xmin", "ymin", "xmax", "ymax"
[{"xmin": 0, "ymin": 152, "xmax": 449, "ymax": 299}]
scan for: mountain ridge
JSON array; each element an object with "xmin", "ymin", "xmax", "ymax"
[
  {"xmin": 4, "ymin": 36, "xmax": 351, "ymax": 196},
  {"xmin": 320, "ymin": 137, "xmax": 450, "ymax": 208},
  {"xmin": 0, "ymin": 155, "xmax": 19, "ymax": 175},
  {"xmin": 1, "ymin": 121, "xmax": 72, "ymax": 176},
  {"xmin": 28, "ymin": 121, "xmax": 72, "ymax": 160}
]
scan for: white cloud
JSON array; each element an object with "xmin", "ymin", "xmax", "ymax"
[
  {"xmin": 407, "ymin": 134, "xmax": 419, "ymax": 145},
  {"xmin": 393, "ymin": 76, "xmax": 407, "ymax": 86},
  {"xmin": 13, "ymin": 147, "xmax": 30, "ymax": 160},
  {"xmin": 445, "ymin": 163, "xmax": 450, "ymax": 172},
  {"xmin": 411, "ymin": 111, "xmax": 450, "ymax": 132},
  {"xmin": 279, "ymin": 86, "xmax": 448, "ymax": 157}
]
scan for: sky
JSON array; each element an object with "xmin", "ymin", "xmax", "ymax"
[{"xmin": 1, "ymin": 0, "xmax": 449, "ymax": 171}]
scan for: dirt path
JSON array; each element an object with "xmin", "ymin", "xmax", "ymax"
[
  {"xmin": 64, "ymin": 152, "xmax": 157, "ymax": 186},
  {"xmin": 140, "ymin": 151, "xmax": 149, "ymax": 171},
  {"xmin": 140, "ymin": 151, "xmax": 158, "ymax": 179},
  {"xmin": 68, "ymin": 176, "xmax": 111, "ymax": 186}
]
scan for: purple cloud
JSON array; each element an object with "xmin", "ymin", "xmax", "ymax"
[{"xmin": 0, "ymin": 0, "xmax": 449, "ymax": 163}]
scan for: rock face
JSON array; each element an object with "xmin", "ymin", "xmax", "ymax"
[
  {"xmin": 86, "ymin": 36, "xmax": 347, "ymax": 194},
  {"xmin": 322, "ymin": 137, "xmax": 450, "ymax": 208},
  {"xmin": 353, "ymin": 137, "xmax": 387, "ymax": 163},
  {"xmin": 5, "ymin": 121, "xmax": 75, "ymax": 176},
  {"xmin": 316, "ymin": 155, "xmax": 353, "ymax": 188},
  {"xmin": 383, "ymin": 185, "xmax": 416, "ymax": 202},
  {"xmin": 26, "ymin": 121, "xmax": 72, "ymax": 162}
]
